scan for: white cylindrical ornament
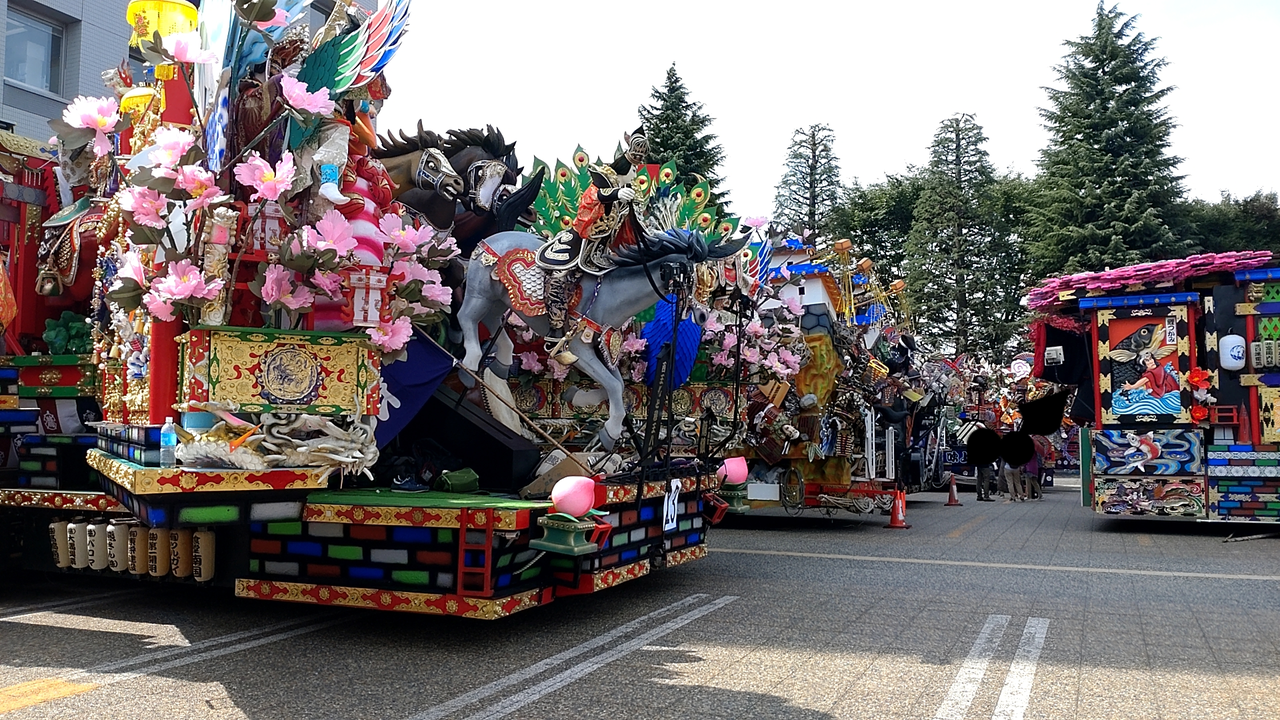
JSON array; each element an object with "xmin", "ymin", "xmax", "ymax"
[
  {"xmin": 107, "ymin": 521, "xmax": 131, "ymax": 572},
  {"xmin": 1221, "ymin": 334, "xmax": 1247, "ymax": 371},
  {"xmin": 170, "ymin": 529, "xmax": 193, "ymax": 578},
  {"xmin": 148, "ymin": 528, "xmax": 170, "ymax": 577},
  {"xmin": 128, "ymin": 526, "xmax": 146, "ymax": 574},
  {"xmin": 49, "ymin": 520, "xmax": 70, "ymax": 568},
  {"xmin": 68, "ymin": 519, "xmax": 89, "ymax": 569},
  {"xmin": 86, "ymin": 519, "xmax": 109, "ymax": 571},
  {"xmin": 191, "ymin": 529, "xmax": 215, "ymax": 583}
]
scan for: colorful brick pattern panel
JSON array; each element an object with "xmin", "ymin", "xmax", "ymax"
[
  {"xmin": 1090, "ymin": 429, "xmax": 1204, "ymax": 475},
  {"xmin": 1093, "ymin": 476, "xmax": 1205, "ymax": 518},
  {"xmin": 244, "ymin": 520, "xmax": 542, "ymax": 596},
  {"xmin": 1207, "ymin": 445, "xmax": 1280, "ymax": 521}
]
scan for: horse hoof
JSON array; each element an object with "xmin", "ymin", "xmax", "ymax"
[
  {"xmin": 554, "ymin": 350, "xmax": 579, "ymax": 365},
  {"xmin": 597, "ymin": 428, "xmax": 616, "ymax": 452}
]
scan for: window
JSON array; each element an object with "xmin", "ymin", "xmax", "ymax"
[{"xmin": 5, "ymin": 9, "xmax": 64, "ymax": 95}]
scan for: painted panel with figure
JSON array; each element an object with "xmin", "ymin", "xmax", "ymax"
[{"xmin": 1096, "ymin": 306, "xmax": 1193, "ymax": 425}]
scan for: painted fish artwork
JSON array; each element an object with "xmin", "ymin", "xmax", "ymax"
[
  {"xmin": 1095, "ymin": 478, "xmax": 1204, "ymax": 517},
  {"xmin": 1091, "ymin": 429, "xmax": 1203, "ymax": 475}
]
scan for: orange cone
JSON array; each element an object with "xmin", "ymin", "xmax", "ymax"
[
  {"xmin": 884, "ymin": 490, "xmax": 912, "ymax": 529},
  {"xmin": 945, "ymin": 472, "xmax": 963, "ymax": 506}
]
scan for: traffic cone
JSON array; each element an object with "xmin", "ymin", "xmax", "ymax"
[
  {"xmin": 945, "ymin": 472, "xmax": 963, "ymax": 507},
  {"xmin": 884, "ymin": 490, "xmax": 911, "ymax": 529}
]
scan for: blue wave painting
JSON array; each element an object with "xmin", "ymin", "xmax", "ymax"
[{"xmin": 1112, "ymin": 362, "xmax": 1182, "ymax": 416}]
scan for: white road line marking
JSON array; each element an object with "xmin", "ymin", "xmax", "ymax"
[
  {"xmin": 82, "ymin": 614, "xmax": 334, "ymax": 675},
  {"xmin": 407, "ymin": 594, "xmax": 710, "ymax": 720},
  {"xmin": 3, "ymin": 612, "xmax": 191, "ymax": 647},
  {"xmin": 713, "ymin": 547, "xmax": 1280, "ymax": 582},
  {"xmin": 72, "ymin": 617, "xmax": 347, "ymax": 687},
  {"xmin": 0, "ymin": 590, "xmax": 142, "ymax": 620},
  {"xmin": 462, "ymin": 596, "xmax": 739, "ymax": 720},
  {"xmin": 991, "ymin": 617, "xmax": 1050, "ymax": 720},
  {"xmin": 933, "ymin": 614, "xmax": 1010, "ymax": 720}
]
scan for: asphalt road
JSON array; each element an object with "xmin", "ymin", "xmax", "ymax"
[{"xmin": 2, "ymin": 483, "xmax": 1279, "ymax": 719}]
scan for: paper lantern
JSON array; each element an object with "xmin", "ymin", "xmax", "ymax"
[
  {"xmin": 550, "ymin": 475, "xmax": 597, "ymax": 518},
  {"xmin": 49, "ymin": 521, "xmax": 70, "ymax": 568},
  {"xmin": 107, "ymin": 521, "xmax": 131, "ymax": 572},
  {"xmin": 1221, "ymin": 334, "xmax": 1246, "ymax": 371},
  {"xmin": 120, "ymin": 87, "xmax": 163, "ymax": 117},
  {"xmin": 192, "ymin": 529, "xmax": 216, "ymax": 582},
  {"xmin": 69, "ymin": 519, "xmax": 89, "ymax": 569},
  {"xmin": 148, "ymin": 527, "xmax": 170, "ymax": 577},
  {"xmin": 86, "ymin": 520, "xmax": 109, "ymax": 570},
  {"xmin": 717, "ymin": 457, "xmax": 748, "ymax": 485},
  {"xmin": 126, "ymin": 0, "xmax": 197, "ymax": 46}
]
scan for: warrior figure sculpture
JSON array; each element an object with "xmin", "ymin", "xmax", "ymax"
[{"xmin": 536, "ymin": 127, "xmax": 649, "ymax": 362}]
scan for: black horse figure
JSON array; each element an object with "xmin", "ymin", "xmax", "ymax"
[{"xmin": 373, "ymin": 124, "xmax": 543, "ymax": 259}]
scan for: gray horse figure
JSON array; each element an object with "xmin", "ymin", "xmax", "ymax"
[{"xmin": 459, "ymin": 228, "xmax": 746, "ymax": 450}]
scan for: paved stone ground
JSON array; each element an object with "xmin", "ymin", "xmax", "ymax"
[{"xmin": 2, "ymin": 484, "xmax": 1278, "ymax": 719}]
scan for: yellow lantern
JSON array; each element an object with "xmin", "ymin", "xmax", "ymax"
[
  {"xmin": 120, "ymin": 86, "xmax": 163, "ymax": 117},
  {"xmin": 125, "ymin": 0, "xmax": 198, "ymax": 46}
]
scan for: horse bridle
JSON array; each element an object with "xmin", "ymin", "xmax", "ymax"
[
  {"xmin": 465, "ymin": 159, "xmax": 508, "ymax": 210},
  {"xmin": 415, "ymin": 148, "xmax": 455, "ymax": 193}
]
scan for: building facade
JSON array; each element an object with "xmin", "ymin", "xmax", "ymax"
[{"xmin": 1, "ymin": 0, "xmax": 132, "ymax": 141}]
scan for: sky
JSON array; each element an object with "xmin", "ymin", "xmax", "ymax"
[{"xmin": 379, "ymin": 0, "xmax": 1279, "ymax": 218}]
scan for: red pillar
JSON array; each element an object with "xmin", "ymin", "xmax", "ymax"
[{"xmin": 149, "ymin": 318, "xmax": 180, "ymax": 424}]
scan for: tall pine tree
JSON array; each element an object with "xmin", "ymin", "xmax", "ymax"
[
  {"xmin": 906, "ymin": 114, "xmax": 1027, "ymax": 363},
  {"xmin": 1030, "ymin": 2, "xmax": 1189, "ymax": 277},
  {"xmin": 638, "ymin": 64, "xmax": 728, "ymax": 207},
  {"xmin": 773, "ymin": 124, "xmax": 841, "ymax": 241}
]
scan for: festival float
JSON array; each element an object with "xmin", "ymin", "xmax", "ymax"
[
  {"xmin": 0, "ymin": 0, "xmax": 744, "ymax": 619},
  {"xmin": 704, "ymin": 231, "xmax": 931, "ymax": 521},
  {"xmin": 1024, "ymin": 250, "xmax": 1280, "ymax": 522}
]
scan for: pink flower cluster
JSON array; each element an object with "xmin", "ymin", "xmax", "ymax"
[
  {"xmin": 367, "ymin": 316, "xmax": 413, "ymax": 353},
  {"xmin": 120, "ymin": 186, "xmax": 169, "ymax": 228},
  {"xmin": 261, "ymin": 265, "xmax": 314, "ymax": 310},
  {"xmin": 142, "ymin": 260, "xmax": 224, "ymax": 321},
  {"xmin": 234, "ymin": 151, "xmax": 295, "ymax": 202},
  {"xmin": 62, "ymin": 95, "xmax": 120, "ymax": 157},
  {"xmin": 1026, "ymin": 251, "xmax": 1274, "ymax": 310},
  {"xmin": 280, "ymin": 76, "xmax": 334, "ymax": 116}
]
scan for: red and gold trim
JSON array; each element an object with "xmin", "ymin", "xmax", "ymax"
[
  {"xmin": 234, "ymin": 579, "xmax": 547, "ymax": 620},
  {"xmin": 303, "ymin": 503, "xmax": 532, "ymax": 531},
  {"xmin": 88, "ymin": 450, "xmax": 330, "ymax": 495},
  {"xmin": 602, "ymin": 481, "xmax": 670, "ymax": 505},
  {"xmin": 664, "ymin": 543, "xmax": 708, "ymax": 569},
  {"xmin": 557, "ymin": 558, "xmax": 650, "ymax": 596},
  {"xmin": 0, "ymin": 489, "xmax": 126, "ymax": 513}
]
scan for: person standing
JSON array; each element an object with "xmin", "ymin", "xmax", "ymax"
[
  {"xmin": 1025, "ymin": 453, "xmax": 1043, "ymax": 500},
  {"xmin": 975, "ymin": 463, "xmax": 995, "ymax": 501},
  {"xmin": 1002, "ymin": 460, "xmax": 1026, "ymax": 502}
]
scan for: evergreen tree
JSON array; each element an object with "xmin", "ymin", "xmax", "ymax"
[
  {"xmin": 773, "ymin": 124, "xmax": 841, "ymax": 242},
  {"xmin": 823, "ymin": 172, "xmax": 924, "ymax": 284},
  {"xmin": 906, "ymin": 114, "xmax": 1028, "ymax": 363},
  {"xmin": 1182, "ymin": 191, "xmax": 1280, "ymax": 255},
  {"xmin": 638, "ymin": 64, "xmax": 728, "ymax": 207},
  {"xmin": 1030, "ymin": 2, "xmax": 1189, "ymax": 277}
]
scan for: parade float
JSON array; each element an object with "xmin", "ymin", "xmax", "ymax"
[
  {"xmin": 1024, "ymin": 250, "xmax": 1280, "ymax": 521},
  {"xmin": 710, "ymin": 231, "xmax": 928, "ymax": 520},
  {"xmin": 0, "ymin": 0, "xmax": 740, "ymax": 619}
]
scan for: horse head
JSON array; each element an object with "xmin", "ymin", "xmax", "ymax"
[
  {"xmin": 373, "ymin": 121, "xmax": 465, "ymax": 201},
  {"xmin": 443, "ymin": 126, "xmax": 519, "ymax": 213}
]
